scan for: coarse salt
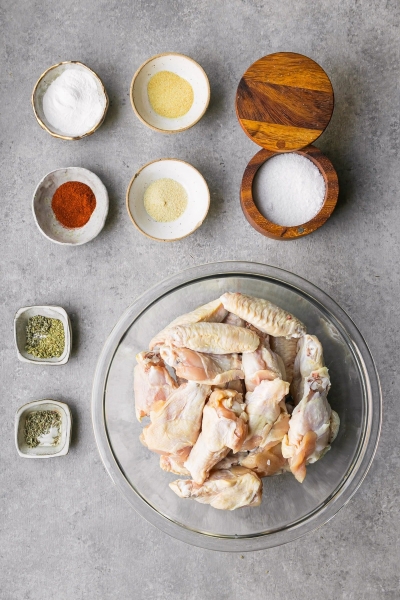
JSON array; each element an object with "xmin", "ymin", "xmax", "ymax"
[{"xmin": 252, "ymin": 153, "xmax": 326, "ymax": 227}]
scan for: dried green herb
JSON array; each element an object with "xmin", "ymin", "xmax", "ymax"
[
  {"xmin": 24, "ymin": 410, "xmax": 61, "ymax": 448},
  {"xmin": 25, "ymin": 315, "xmax": 65, "ymax": 359}
]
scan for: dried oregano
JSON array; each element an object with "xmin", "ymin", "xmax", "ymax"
[{"xmin": 25, "ymin": 315, "xmax": 65, "ymax": 359}]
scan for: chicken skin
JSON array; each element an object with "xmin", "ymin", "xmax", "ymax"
[
  {"xmin": 220, "ymin": 292, "xmax": 306, "ymax": 339},
  {"xmin": 242, "ymin": 336, "xmax": 286, "ymax": 392},
  {"xmin": 184, "ymin": 389, "xmax": 248, "ymax": 484},
  {"xmin": 134, "ymin": 351, "xmax": 178, "ymax": 421},
  {"xmin": 154, "ymin": 322, "xmax": 259, "ymax": 354},
  {"xmin": 282, "ymin": 367, "xmax": 339, "ymax": 482},
  {"xmin": 240, "ymin": 442, "xmax": 288, "ymax": 477},
  {"xmin": 170, "ymin": 466, "xmax": 262, "ymax": 510},
  {"xmin": 159, "ymin": 346, "xmax": 244, "ymax": 385},
  {"xmin": 149, "ymin": 299, "xmax": 227, "ymax": 350},
  {"xmin": 291, "ymin": 334, "xmax": 325, "ymax": 404},
  {"xmin": 160, "ymin": 454, "xmax": 190, "ymax": 476},
  {"xmin": 270, "ymin": 336, "xmax": 298, "ymax": 385},
  {"xmin": 140, "ymin": 382, "xmax": 211, "ymax": 458},
  {"xmin": 223, "ymin": 312, "xmax": 246, "ymax": 328},
  {"xmin": 241, "ymin": 378, "xmax": 289, "ymax": 451}
]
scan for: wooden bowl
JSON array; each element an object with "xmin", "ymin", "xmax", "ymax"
[
  {"xmin": 32, "ymin": 61, "xmax": 109, "ymax": 140},
  {"xmin": 240, "ymin": 145, "xmax": 339, "ymax": 240}
]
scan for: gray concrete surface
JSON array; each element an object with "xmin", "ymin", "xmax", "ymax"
[{"xmin": 1, "ymin": 0, "xmax": 399, "ymax": 598}]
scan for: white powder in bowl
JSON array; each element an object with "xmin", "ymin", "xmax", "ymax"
[
  {"xmin": 252, "ymin": 153, "xmax": 326, "ymax": 227},
  {"xmin": 42, "ymin": 68, "xmax": 106, "ymax": 137}
]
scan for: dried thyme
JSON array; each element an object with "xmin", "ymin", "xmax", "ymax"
[
  {"xmin": 24, "ymin": 410, "xmax": 61, "ymax": 448},
  {"xmin": 25, "ymin": 315, "xmax": 65, "ymax": 359}
]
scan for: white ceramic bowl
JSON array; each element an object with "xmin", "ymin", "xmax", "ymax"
[
  {"xmin": 32, "ymin": 61, "xmax": 109, "ymax": 140},
  {"xmin": 14, "ymin": 305, "xmax": 72, "ymax": 365},
  {"xmin": 15, "ymin": 399, "xmax": 72, "ymax": 458},
  {"xmin": 33, "ymin": 167, "xmax": 109, "ymax": 245},
  {"xmin": 126, "ymin": 158, "xmax": 210, "ymax": 242},
  {"xmin": 130, "ymin": 53, "xmax": 210, "ymax": 133}
]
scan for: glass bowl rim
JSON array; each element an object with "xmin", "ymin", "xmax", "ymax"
[{"xmin": 91, "ymin": 261, "xmax": 382, "ymax": 552}]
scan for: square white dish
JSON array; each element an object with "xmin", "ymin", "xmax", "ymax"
[
  {"xmin": 15, "ymin": 399, "xmax": 72, "ymax": 458},
  {"xmin": 14, "ymin": 305, "xmax": 72, "ymax": 365}
]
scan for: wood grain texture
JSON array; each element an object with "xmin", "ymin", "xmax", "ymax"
[
  {"xmin": 236, "ymin": 53, "xmax": 334, "ymax": 152},
  {"xmin": 240, "ymin": 145, "xmax": 339, "ymax": 240}
]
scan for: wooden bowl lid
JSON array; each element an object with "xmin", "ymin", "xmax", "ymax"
[{"xmin": 236, "ymin": 52, "xmax": 334, "ymax": 152}]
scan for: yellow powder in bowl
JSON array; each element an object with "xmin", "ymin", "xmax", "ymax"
[
  {"xmin": 144, "ymin": 178, "xmax": 188, "ymax": 222},
  {"xmin": 147, "ymin": 71, "xmax": 194, "ymax": 119}
]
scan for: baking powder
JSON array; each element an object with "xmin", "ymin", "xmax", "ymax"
[{"xmin": 43, "ymin": 68, "xmax": 105, "ymax": 137}]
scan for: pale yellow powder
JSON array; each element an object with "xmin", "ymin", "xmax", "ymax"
[
  {"xmin": 147, "ymin": 71, "xmax": 194, "ymax": 119},
  {"xmin": 144, "ymin": 178, "xmax": 188, "ymax": 222}
]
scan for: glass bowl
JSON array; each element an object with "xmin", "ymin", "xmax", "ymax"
[{"xmin": 92, "ymin": 262, "xmax": 381, "ymax": 551}]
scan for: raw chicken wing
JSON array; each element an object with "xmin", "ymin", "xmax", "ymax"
[
  {"xmin": 184, "ymin": 389, "xmax": 248, "ymax": 484},
  {"xmin": 282, "ymin": 367, "xmax": 339, "ymax": 482},
  {"xmin": 160, "ymin": 346, "xmax": 244, "ymax": 385},
  {"xmin": 241, "ymin": 378, "xmax": 289, "ymax": 451},
  {"xmin": 221, "ymin": 292, "xmax": 306, "ymax": 338},
  {"xmin": 170, "ymin": 466, "xmax": 262, "ymax": 510},
  {"xmin": 223, "ymin": 312, "xmax": 246, "ymax": 328},
  {"xmin": 134, "ymin": 351, "xmax": 178, "ymax": 421},
  {"xmin": 270, "ymin": 336, "xmax": 298, "ymax": 385},
  {"xmin": 241, "ymin": 442, "xmax": 288, "ymax": 477},
  {"xmin": 160, "ymin": 454, "xmax": 190, "ymax": 476},
  {"xmin": 140, "ymin": 382, "xmax": 211, "ymax": 458},
  {"xmin": 242, "ymin": 336, "xmax": 286, "ymax": 392},
  {"xmin": 149, "ymin": 299, "xmax": 227, "ymax": 349},
  {"xmin": 156, "ymin": 322, "xmax": 259, "ymax": 354},
  {"xmin": 214, "ymin": 451, "xmax": 249, "ymax": 470},
  {"xmin": 291, "ymin": 334, "xmax": 325, "ymax": 404}
]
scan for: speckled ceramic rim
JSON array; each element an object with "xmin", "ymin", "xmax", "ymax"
[
  {"xmin": 129, "ymin": 52, "xmax": 211, "ymax": 134},
  {"xmin": 125, "ymin": 158, "xmax": 210, "ymax": 242},
  {"xmin": 31, "ymin": 61, "xmax": 109, "ymax": 140},
  {"xmin": 240, "ymin": 145, "xmax": 339, "ymax": 240},
  {"xmin": 32, "ymin": 167, "xmax": 109, "ymax": 246},
  {"xmin": 92, "ymin": 261, "xmax": 382, "ymax": 552},
  {"xmin": 15, "ymin": 399, "xmax": 72, "ymax": 458}
]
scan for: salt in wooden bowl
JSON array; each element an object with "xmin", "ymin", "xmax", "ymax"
[{"xmin": 240, "ymin": 145, "xmax": 339, "ymax": 240}]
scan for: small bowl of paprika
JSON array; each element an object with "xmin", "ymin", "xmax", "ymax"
[{"xmin": 32, "ymin": 167, "xmax": 109, "ymax": 245}]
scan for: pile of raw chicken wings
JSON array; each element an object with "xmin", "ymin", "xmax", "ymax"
[{"xmin": 134, "ymin": 293, "xmax": 340, "ymax": 511}]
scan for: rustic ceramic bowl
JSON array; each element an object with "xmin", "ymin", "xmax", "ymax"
[
  {"xmin": 240, "ymin": 145, "xmax": 339, "ymax": 240},
  {"xmin": 130, "ymin": 53, "xmax": 210, "ymax": 133},
  {"xmin": 126, "ymin": 158, "xmax": 210, "ymax": 242},
  {"xmin": 15, "ymin": 399, "xmax": 72, "ymax": 458},
  {"xmin": 32, "ymin": 167, "xmax": 109, "ymax": 245},
  {"xmin": 14, "ymin": 305, "xmax": 72, "ymax": 365},
  {"xmin": 32, "ymin": 61, "xmax": 109, "ymax": 140}
]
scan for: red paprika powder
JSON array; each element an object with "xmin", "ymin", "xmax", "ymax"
[{"xmin": 52, "ymin": 181, "xmax": 96, "ymax": 228}]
